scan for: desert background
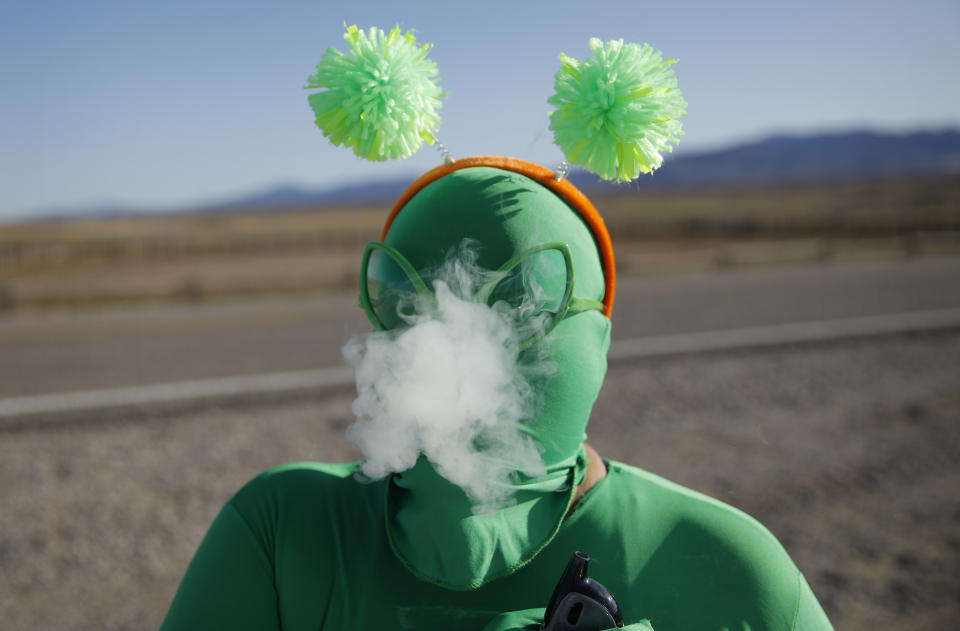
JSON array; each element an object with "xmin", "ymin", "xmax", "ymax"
[
  {"xmin": 2, "ymin": 163, "xmax": 960, "ymax": 629},
  {"xmin": 4, "ymin": 1, "xmax": 960, "ymax": 627}
]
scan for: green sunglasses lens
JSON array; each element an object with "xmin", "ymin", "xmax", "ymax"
[
  {"xmin": 488, "ymin": 248, "xmax": 569, "ymax": 322},
  {"xmin": 366, "ymin": 247, "xmax": 420, "ymax": 330},
  {"xmin": 362, "ymin": 241, "xmax": 593, "ymax": 340}
]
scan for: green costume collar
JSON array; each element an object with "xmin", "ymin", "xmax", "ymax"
[{"xmin": 386, "ymin": 447, "xmax": 588, "ymax": 590}]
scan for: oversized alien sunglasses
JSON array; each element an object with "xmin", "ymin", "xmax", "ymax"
[{"xmin": 360, "ymin": 241, "xmax": 604, "ymax": 340}]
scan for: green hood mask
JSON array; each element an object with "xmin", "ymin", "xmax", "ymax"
[{"xmin": 352, "ymin": 165, "xmax": 612, "ymax": 589}]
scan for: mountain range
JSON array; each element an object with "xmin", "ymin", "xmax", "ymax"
[
  {"xmin": 572, "ymin": 129, "xmax": 960, "ymax": 192},
  {"xmin": 211, "ymin": 130, "xmax": 960, "ymax": 213},
  {"xmin": 38, "ymin": 130, "xmax": 960, "ymax": 219}
]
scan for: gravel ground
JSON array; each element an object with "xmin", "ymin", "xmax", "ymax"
[{"xmin": 1, "ymin": 331, "xmax": 958, "ymax": 630}]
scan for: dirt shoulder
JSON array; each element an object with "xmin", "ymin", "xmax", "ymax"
[{"xmin": 1, "ymin": 331, "xmax": 958, "ymax": 629}]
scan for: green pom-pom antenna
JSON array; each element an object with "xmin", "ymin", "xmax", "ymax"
[
  {"xmin": 548, "ymin": 38, "xmax": 687, "ymax": 183},
  {"xmin": 306, "ymin": 25, "xmax": 444, "ymax": 161}
]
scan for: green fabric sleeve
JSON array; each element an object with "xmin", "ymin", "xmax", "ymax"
[
  {"xmin": 159, "ymin": 501, "xmax": 280, "ymax": 631},
  {"xmin": 792, "ymin": 572, "xmax": 833, "ymax": 630},
  {"xmin": 479, "ymin": 607, "xmax": 653, "ymax": 631},
  {"xmin": 479, "ymin": 608, "xmax": 543, "ymax": 631}
]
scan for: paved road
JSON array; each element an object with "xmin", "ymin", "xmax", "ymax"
[{"xmin": 2, "ymin": 256, "xmax": 958, "ymax": 398}]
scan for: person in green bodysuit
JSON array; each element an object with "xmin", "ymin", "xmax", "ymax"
[{"xmin": 159, "ymin": 157, "xmax": 834, "ymax": 631}]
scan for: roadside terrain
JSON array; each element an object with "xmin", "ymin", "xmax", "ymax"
[{"xmin": 1, "ymin": 330, "xmax": 957, "ymax": 630}]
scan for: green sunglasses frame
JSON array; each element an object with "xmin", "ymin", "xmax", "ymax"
[{"xmin": 359, "ymin": 240, "xmax": 604, "ymax": 339}]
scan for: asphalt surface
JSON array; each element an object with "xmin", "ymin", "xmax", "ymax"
[{"xmin": 2, "ymin": 256, "xmax": 959, "ymax": 399}]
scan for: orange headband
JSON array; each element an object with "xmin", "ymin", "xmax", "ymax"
[{"xmin": 381, "ymin": 156, "xmax": 616, "ymax": 317}]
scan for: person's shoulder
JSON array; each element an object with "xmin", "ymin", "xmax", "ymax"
[
  {"xmin": 228, "ymin": 461, "xmax": 383, "ymax": 524},
  {"xmin": 605, "ymin": 460, "xmax": 799, "ymax": 573},
  {"xmin": 253, "ymin": 460, "xmax": 361, "ymax": 484},
  {"xmin": 604, "ymin": 461, "xmax": 822, "ymax": 628},
  {"xmin": 236, "ymin": 460, "xmax": 360, "ymax": 494}
]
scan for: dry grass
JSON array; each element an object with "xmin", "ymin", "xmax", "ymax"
[
  {"xmin": 596, "ymin": 174, "xmax": 960, "ymax": 237},
  {"xmin": 2, "ymin": 175, "xmax": 958, "ymax": 312}
]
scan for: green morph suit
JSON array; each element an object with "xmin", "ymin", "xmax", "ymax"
[{"xmin": 160, "ymin": 167, "xmax": 833, "ymax": 631}]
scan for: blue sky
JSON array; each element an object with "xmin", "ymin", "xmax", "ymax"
[{"xmin": 1, "ymin": 0, "xmax": 958, "ymax": 221}]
